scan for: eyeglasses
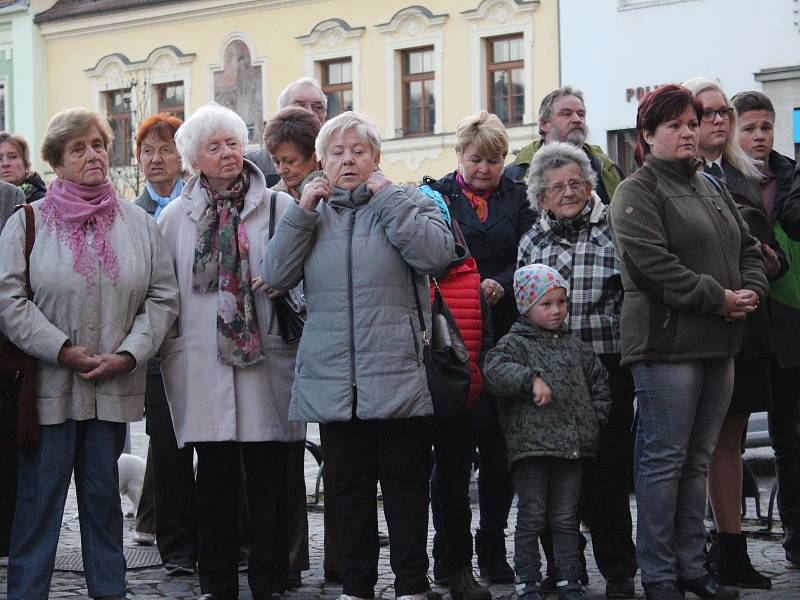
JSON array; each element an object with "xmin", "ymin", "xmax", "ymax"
[
  {"xmin": 701, "ymin": 107, "xmax": 733, "ymax": 122},
  {"xmin": 292, "ymin": 100, "xmax": 327, "ymax": 114},
  {"xmin": 544, "ymin": 178, "xmax": 586, "ymax": 196}
]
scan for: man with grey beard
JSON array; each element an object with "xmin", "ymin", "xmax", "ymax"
[{"xmin": 505, "ymin": 86, "xmax": 623, "ymax": 205}]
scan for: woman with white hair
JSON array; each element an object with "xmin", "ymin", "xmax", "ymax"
[
  {"xmin": 158, "ymin": 102, "xmax": 305, "ymax": 600},
  {"xmin": 518, "ymin": 142, "xmax": 637, "ymax": 599},
  {"xmin": 263, "ymin": 111, "xmax": 453, "ymax": 600}
]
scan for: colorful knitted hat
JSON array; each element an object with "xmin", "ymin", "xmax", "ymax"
[{"xmin": 514, "ymin": 264, "xmax": 568, "ymax": 314}]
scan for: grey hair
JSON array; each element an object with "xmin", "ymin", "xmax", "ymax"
[
  {"xmin": 538, "ymin": 86, "xmax": 585, "ymax": 130},
  {"xmin": 277, "ymin": 77, "xmax": 327, "ymax": 110},
  {"xmin": 316, "ymin": 111, "xmax": 381, "ymax": 160},
  {"xmin": 526, "ymin": 141, "xmax": 597, "ymax": 204},
  {"xmin": 682, "ymin": 77, "xmax": 763, "ymax": 180},
  {"xmin": 174, "ymin": 102, "xmax": 248, "ymax": 175},
  {"xmin": 41, "ymin": 107, "xmax": 114, "ymax": 169}
]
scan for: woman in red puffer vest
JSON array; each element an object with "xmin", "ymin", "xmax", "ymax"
[{"xmin": 421, "ymin": 183, "xmax": 494, "ymax": 600}]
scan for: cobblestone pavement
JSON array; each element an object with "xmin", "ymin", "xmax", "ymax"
[{"xmin": 1, "ymin": 423, "xmax": 797, "ymax": 599}]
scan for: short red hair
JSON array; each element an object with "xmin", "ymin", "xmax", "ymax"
[
  {"xmin": 635, "ymin": 85, "xmax": 703, "ymax": 166},
  {"xmin": 135, "ymin": 113, "xmax": 183, "ymax": 159}
]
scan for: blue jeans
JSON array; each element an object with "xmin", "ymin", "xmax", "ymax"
[
  {"xmin": 8, "ymin": 419, "xmax": 127, "ymax": 600},
  {"xmin": 511, "ymin": 456, "xmax": 582, "ymax": 579},
  {"xmin": 632, "ymin": 359, "xmax": 733, "ymax": 585}
]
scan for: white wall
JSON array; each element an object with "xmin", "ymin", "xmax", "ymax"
[{"xmin": 559, "ymin": 0, "xmax": 800, "ymax": 157}]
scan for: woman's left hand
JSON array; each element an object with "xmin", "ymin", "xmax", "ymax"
[
  {"xmin": 78, "ymin": 352, "xmax": 136, "ymax": 380},
  {"xmin": 481, "ymin": 278, "xmax": 505, "ymax": 307},
  {"xmin": 252, "ymin": 276, "xmax": 284, "ymax": 299},
  {"xmin": 761, "ymin": 243, "xmax": 781, "ymax": 279},
  {"xmin": 366, "ymin": 170, "xmax": 392, "ymax": 195}
]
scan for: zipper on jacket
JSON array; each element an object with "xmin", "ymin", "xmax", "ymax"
[{"xmin": 347, "ymin": 208, "xmax": 357, "ymax": 418}]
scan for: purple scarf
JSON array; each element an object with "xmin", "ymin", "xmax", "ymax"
[{"xmin": 40, "ymin": 178, "xmax": 121, "ymax": 284}]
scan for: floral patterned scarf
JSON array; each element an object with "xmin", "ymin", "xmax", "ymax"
[
  {"xmin": 192, "ymin": 169, "xmax": 264, "ymax": 367},
  {"xmin": 456, "ymin": 171, "xmax": 495, "ymax": 223}
]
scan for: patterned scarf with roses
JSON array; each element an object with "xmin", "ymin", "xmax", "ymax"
[{"xmin": 192, "ymin": 169, "xmax": 264, "ymax": 367}]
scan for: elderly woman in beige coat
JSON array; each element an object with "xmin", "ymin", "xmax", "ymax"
[
  {"xmin": 0, "ymin": 107, "xmax": 178, "ymax": 600},
  {"xmin": 158, "ymin": 102, "xmax": 304, "ymax": 600}
]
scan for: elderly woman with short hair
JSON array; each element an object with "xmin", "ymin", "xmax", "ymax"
[
  {"xmin": 263, "ymin": 111, "xmax": 454, "ymax": 600},
  {"xmin": 265, "ymin": 105, "xmax": 322, "ymax": 200},
  {"xmin": 426, "ymin": 111, "xmax": 536, "ymax": 583},
  {"xmin": 0, "ymin": 131, "xmax": 47, "ymax": 203},
  {"xmin": 158, "ymin": 102, "xmax": 304, "ymax": 600},
  {"xmin": 0, "ymin": 107, "xmax": 179, "ymax": 600},
  {"xmin": 518, "ymin": 142, "xmax": 637, "ymax": 599}
]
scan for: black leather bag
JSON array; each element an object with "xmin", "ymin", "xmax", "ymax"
[
  {"xmin": 412, "ymin": 277, "xmax": 471, "ymax": 419},
  {"xmin": 268, "ymin": 192, "xmax": 306, "ymax": 345},
  {"xmin": 0, "ymin": 204, "xmax": 38, "ymax": 448}
]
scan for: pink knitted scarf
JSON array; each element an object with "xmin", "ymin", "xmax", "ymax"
[{"xmin": 40, "ymin": 178, "xmax": 122, "ymax": 284}]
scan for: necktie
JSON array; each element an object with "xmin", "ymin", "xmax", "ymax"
[{"xmin": 706, "ymin": 162, "xmax": 724, "ymax": 180}]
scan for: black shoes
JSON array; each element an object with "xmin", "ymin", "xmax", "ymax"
[
  {"xmin": 709, "ymin": 532, "xmax": 770, "ymax": 589},
  {"xmin": 642, "ymin": 581, "xmax": 684, "ymax": 600},
  {"xmin": 605, "ymin": 575, "xmax": 636, "ymax": 599},
  {"xmin": 680, "ymin": 574, "xmax": 740, "ymax": 599},
  {"xmin": 474, "ymin": 529, "xmax": 514, "ymax": 583},
  {"xmin": 449, "ymin": 568, "xmax": 492, "ymax": 600},
  {"xmin": 164, "ymin": 558, "xmax": 195, "ymax": 577}
]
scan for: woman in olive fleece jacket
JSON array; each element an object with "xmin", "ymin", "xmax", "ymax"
[{"xmin": 607, "ymin": 84, "xmax": 767, "ymax": 600}]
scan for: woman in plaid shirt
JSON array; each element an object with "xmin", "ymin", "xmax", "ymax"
[{"xmin": 517, "ymin": 142, "xmax": 637, "ymax": 600}]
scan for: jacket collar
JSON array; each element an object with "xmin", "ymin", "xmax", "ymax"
[
  {"xmin": 182, "ymin": 159, "xmax": 266, "ymax": 222},
  {"xmin": 329, "ymin": 182, "xmax": 372, "ymax": 209},
  {"xmin": 645, "ymin": 154, "xmax": 703, "ymax": 183},
  {"xmin": 539, "ymin": 191, "xmax": 605, "ymax": 236}
]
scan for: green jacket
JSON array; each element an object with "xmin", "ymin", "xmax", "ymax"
[
  {"xmin": 608, "ymin": 156, "xmax": 768, "ymax": 366},
  {"xmin": 484, "ymin": 319, "xmax": 610, "ymax": 464},
  {"xmin": 508, "ymin": 138, "xmax": 623, "ymax": 204}
]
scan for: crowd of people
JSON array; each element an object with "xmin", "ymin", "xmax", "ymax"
[{"xmin": 0, "ymin": 74, "xmax": 797, "ymax": 600}]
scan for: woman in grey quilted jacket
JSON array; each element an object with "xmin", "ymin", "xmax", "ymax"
[{"xmin": 262, "ymin": 111, "xmax": 453, "ymax": 600}]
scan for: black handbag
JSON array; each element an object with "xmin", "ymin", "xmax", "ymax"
[
  {"xmin": 412, "ymin": 276, "xmax": 471, "ymax": 418},
  {"xmin": 268, "ymin": 192, "xmax": 306, "ymax": 344},
  {"xmin": 0, "ymin": 204, "xmax": 38, "ymax": 448}
]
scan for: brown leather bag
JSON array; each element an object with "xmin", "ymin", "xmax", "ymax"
[{"xmin": 0, "ymin": 204, "xmax": 38, "ymax": 448}]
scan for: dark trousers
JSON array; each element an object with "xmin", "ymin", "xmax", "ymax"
[
  {"xmin": 770, "ymin": 364, "xmax": 800, "ymax": 551},
  {"xmin": 323, "ymin": 417, "xmax": 433, "ymax": 598},
  {"xmin": 135, "ymin": 446, "xmax": 155, "ymax": 534},
  {"xmin": 286, "ymin": 440, "xmax": 310, "ymax": 571},
  {"xmin": 143, "ymin": 373, "xmax": 198, "ymax": 563},
  {"xmin": 0, "ymin": 446, "xmax": 15, "ymax": 556},
  {"xmin": 431, "ymin": 412, "xmax": 474, "ymax": 576},
  {"xmin": 542, "ymin": 354, "xmax": 637, "ymax": 579},
  {"xmin": 319, "ymin": 423, "xmax": 340, "ymax": 576},
  {"xmin": 195, "ymin": 441, "xmax": 289, "ymax": 600},
  {"xmin": 474, "ymin": 421, "xmax": 514, "ymax": 535},
  {"xmin": 513, "ymin": 457, "xmax": 582, "ymax": 577}
]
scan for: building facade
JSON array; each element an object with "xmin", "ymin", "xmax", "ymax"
[
  {"xmin": 32, "ymin": 0, "xmax": 560, "ymax": 189},
  {"xmin": 559, "ymin": 0, "xmax": 800, "ymax": 175},
  {"xmin": 0, "ymin": 1, "xmax": 48, "ymax": 171}
]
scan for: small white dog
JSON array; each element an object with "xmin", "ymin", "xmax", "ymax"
[{"xmin": 117, "ymin": 453, "xmax": 146, "ymax": 518}]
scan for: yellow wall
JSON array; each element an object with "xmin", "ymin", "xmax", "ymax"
[{"xmin": 39, "ymin": 0, "xmax": 559, "ymax": 184}]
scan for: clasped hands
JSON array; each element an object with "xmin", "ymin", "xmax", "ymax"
[
  {"xmin": 58, "ymin": 345, "xmax": 135, "ymax": 380},
  {"xmin": 718, "ymin": 288, "xmax": 760, "ymax": 322}
]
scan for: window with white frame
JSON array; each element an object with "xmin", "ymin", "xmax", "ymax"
[
  {"xmin": 401, "ymin": 47, "xmax": 435, "ymax": 136},
  {"xmin": 156, "ymin": 81, "xmax": 185, "ymax": 121},
  {"xmin": 486, "ymin": 34, "xmax": 524, "ymax": 126},
  {"xmin": 320, "ymin": 58, "xmax": 353, "ymax": 119},
  {"xmin": 104, "ymin": 88, "xmax": 133, "ymax": 166}
]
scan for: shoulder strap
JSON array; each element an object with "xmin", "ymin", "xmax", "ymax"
[
  {"xmin": 15, "ymin": 204, "xmax": 35, "ymax": 300},
  {"xmin": 268, "ymin": 191, "xmax": 277, "ymax": 239},
  {"xmin": 411, "ymin": 273, "xmax": 434, "ymax": 346},
  {"xmin": 699, "ymin": 170, "xmax": 727, "ymax": 198}
]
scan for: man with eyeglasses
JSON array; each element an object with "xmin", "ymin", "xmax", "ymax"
[
  {"xmin": 245, "ymin": 77, "xmax": 329, "ymax": 186},
  {"xmin": 505, "ymin": 86, "xmax": 624, "ymax": 206}
]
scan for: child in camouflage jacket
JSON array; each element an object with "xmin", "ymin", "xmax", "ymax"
[{"xmin": 483, "ymin": 264, "xmax": 610, "ymax": 600}]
